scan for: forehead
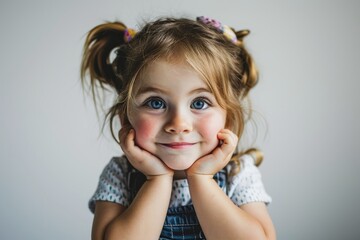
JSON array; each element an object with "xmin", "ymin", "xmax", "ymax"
[{"xmin": 134, "ymin": 58, "xmax": 211, "ymax": 94}]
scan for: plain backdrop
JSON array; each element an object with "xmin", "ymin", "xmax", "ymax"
[{"xmin": 1, "ymin": 0, "xmax": 359, "ymax": 239}]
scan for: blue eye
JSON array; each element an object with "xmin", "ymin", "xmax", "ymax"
[
  {"xmin": 191, "ymin": 98, "xmax": 209, "ymax": 110},
  {"xmin": 145, "ymin": 98, "xmax": 166, "ymax": 109}
]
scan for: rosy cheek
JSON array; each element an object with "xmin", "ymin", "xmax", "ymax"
[
  {"xmin": 197, "ymin": 114, "xmax": 225, "ymax": 140},
  {"xmin": 199, "ymin": 126, "xmax": 218, "ymax": 139},
  {"xmin": 132, "ymin": 117, "xmax": 157, "ymax": 146}
]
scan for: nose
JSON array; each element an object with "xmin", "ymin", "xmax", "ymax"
[{"xmin": 164, "ymin": 110, "xmax": 193, "ymax": 134}]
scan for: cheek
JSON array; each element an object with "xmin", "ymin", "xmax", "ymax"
[
  {"xmin": 197, "ymin": 112, "xmax": 226, "ymax": 140},
  {"xmin": 131, "ymin": 116, "xmax": 158, "ymax": 146}
]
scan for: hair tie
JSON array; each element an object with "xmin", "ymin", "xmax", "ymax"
[
  {"xmin": 196, "ymin": 16, "xmax": 238, "ymax": 44},
  {"xmin": 124, "ymin": 28, "xmax": 136, "ymax": 43}
]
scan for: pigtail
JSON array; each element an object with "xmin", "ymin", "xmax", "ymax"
[
  {"xmin": 229, "ymin": 148, "xmax": 264, "ymax": 176},
  {"xmin": 227, "ymin": 28, "xmax": 264, "ymax": 174},
  {"xmin": 234, "ymin": 29, "xmax": 259, "ymax": 99},
  {"xmin": 80, "ymin": 22, "xmax": 128, "ymax": 103},
  {"xmin": 235, "ymin": 29, "xmax": 250, "ymax": 41}
]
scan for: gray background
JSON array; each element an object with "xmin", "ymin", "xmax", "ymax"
[{"xmin": 1, "ymin": 0, "xmax": 359, "ymax": 239}]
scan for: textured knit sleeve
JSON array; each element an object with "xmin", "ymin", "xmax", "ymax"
[
  {"xmin": 228, "ymin": 154, "xmax": 272, "ymax": 206},
  {"xmin": 88, "ymin": 156, "xmax": 130, "ymax": 213}
]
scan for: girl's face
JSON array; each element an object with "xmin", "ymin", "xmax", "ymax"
[{"xmin": 128, "ymin": 59, "xmax": 227, "ymax": 170}]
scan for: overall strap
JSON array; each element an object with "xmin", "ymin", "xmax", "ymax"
[{"xmin": 127, "ymin": 162, "xmax": 147, "ymax": 202}]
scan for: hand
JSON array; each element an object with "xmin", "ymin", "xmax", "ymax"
[
  {"xmin": 119, "ymin": 128, "xmax": 174, "ymax": 179},
  {"xmin": 186, "ymin": 129, "xmax": 238, "ymax": 177}
]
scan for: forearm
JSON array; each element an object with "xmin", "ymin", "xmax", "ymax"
[
  {"xmin": 188, "ymin": 175, "xmax": 269, "ymax": 240},
  {"xmin": 105, "ymin": 175, "xmax": 172, "ymax": 240}
]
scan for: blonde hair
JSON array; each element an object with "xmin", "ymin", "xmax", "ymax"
[{"xmin": 81, "ymin": 17, "xmax": 264, "ymax": 174}]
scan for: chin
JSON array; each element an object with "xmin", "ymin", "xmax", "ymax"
[{"xmin": 163, "ymin": 159, "xmax": 195, "ymax": 171}]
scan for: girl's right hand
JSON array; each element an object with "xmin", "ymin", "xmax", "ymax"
[{"xmin": 118, "ymin": 128, "xmax": 174, "ymax": 179}]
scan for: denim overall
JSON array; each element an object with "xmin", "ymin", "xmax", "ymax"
[{"xmin": 128, "ymin": 165, "xmax": 227, "ymax": 239}]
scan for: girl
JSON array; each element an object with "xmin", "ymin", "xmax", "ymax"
[{"xmin": 81, "ymin": 16, "xmax": 276, "ymax": 240}]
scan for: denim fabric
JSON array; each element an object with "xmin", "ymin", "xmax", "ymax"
[
  {"xmin": 160, "ymin": 205, "xmax": 204, "ymax": 239},
  {"xmin": 128, "ymin": 164, "xmax": 227, "ymax": 239}
]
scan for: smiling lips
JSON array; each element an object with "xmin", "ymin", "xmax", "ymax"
[{"xmin": 160, "ymin": 142, "xmax": 196, "ymax": 149}]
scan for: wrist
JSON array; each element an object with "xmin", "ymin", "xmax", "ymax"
[
  {"xmin": 186, "ymin": 172, "xmax": 213, "ymax": 181},
  {"xmin": 147, "ymin": 172, "xmax": 174, "ymax": 181}
]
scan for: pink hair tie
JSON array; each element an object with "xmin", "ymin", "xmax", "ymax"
[
  {"xmin": 196, "ymin": 16, "xmax": 238, "ymax": 44},
  {"xmin": 124, "ymin": 28, "xmax": 136, "ymax": 43}
]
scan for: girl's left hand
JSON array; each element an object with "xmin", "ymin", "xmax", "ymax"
[{"xmin": 186, "ymin": 129, "xmax": 238, "ymax": 177}]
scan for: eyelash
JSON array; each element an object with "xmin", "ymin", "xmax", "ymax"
[
  {"xmin": 142, "ymin": 96, "xmax": 212, "ymax": 110},
  {"xmin": 191, "ymin": 97, "xmax": 211, "ymax": 110},
  {"xmin": 143, "ymin": 97, "xmax": 166, "ymax": 109}
]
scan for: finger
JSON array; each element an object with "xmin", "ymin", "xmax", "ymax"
[
  {"xmin": 125, "ymin": 129, "xmax": 135, "ymax": 146},
  {"xmin": 123, "ymin": 130, "xmax": 151, "ymax": 165},
  {"xmin": 216, "ymin": 130, "xmax": 238, "ymax": 159},
  {"xmin": 219, "ymin": 129, "xmax": 237, "ymax": 140},
  {"xmin": 119, "ymin": 129, "xmax": 136, "ymax": 155},
  {"xmin": 118, "ymin": 127, "xmax": 129, "ymax": 145},
  {"xmin": 218, "ymin": 130, "xmax": 238, "ymax": 149}
]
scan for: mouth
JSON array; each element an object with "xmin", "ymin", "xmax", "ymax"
[{"xmin": 159, "ymin": 142, "xmax": 197, "ymax": 150}]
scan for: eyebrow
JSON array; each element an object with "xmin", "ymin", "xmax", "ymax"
[
  {"xmin": 136, "ymin": 86, "xmax": 212, "ymax": 96},
  {"xmin": 190, "ymin": 87, "xmax": 212, "ymax": 95},
  {"xmin": 136, "ymin": 86, "xmax": 166, "ymax": 95}
]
